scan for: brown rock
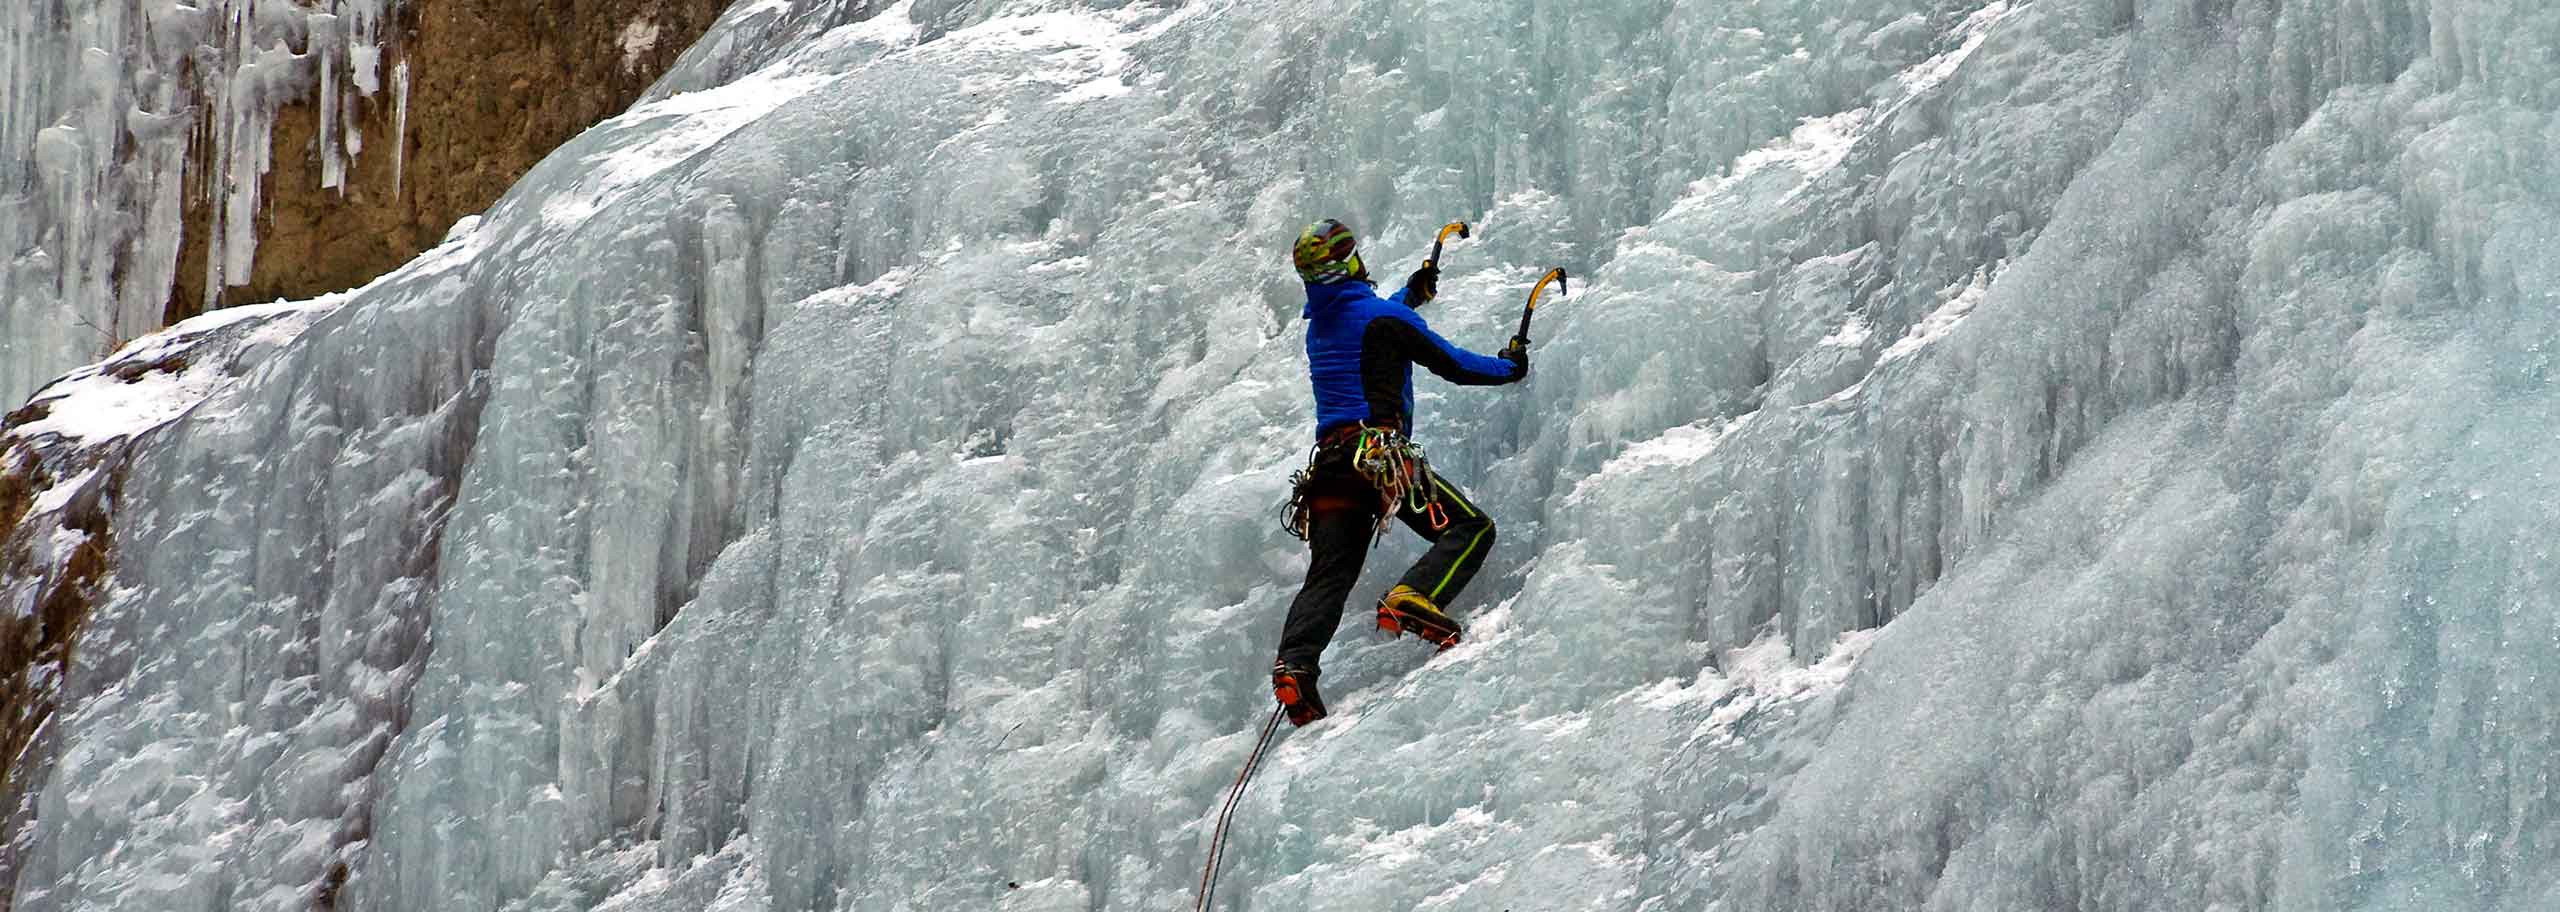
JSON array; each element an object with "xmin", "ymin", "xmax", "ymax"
[{"xmin": 167, "ymin": 0, "xmax": 732, "ymax": 323}]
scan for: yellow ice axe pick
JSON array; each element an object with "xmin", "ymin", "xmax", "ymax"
[
  {"xmin": 1513, "ymin": 267, "xmax": 1568, "ymax": 347},
  {"xmin": 1424, "ymin": 221, "xmax": 1471, "ymax": 270}
]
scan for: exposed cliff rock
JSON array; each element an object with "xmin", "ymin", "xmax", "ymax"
[{"xmin": 169, "ymin": 0, "xmax": 730, "ymax": 322}]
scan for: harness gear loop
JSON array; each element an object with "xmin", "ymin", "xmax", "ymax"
[
  {"xmin": 1281, "ymin": 426, "xmax": 1437, "ymax": 542},
  {"xmin": 1195, "ymin": 706, "xmax": 1285, "ymax": 912},
  {"xmin": 1279, "ymin": 452, "xmax": 1324, "ymax": 541}
]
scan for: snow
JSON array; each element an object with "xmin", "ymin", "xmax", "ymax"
[
  {"xmin": 12, "ymin": 299, "xmax": 335, "ymax": 448},
  {"xmin": 10, "ymin": 1, "xmax": 2560, "ymax": 911},
  {"xmin": 1688, "ymin": 629, "xmax": 1876, "ymax": 736},
  {"xmin": 1879, "ymin": 271, "xmax": 1989, "ymax": 363},
  {"xmin": 539, "ymin": 70, "xmax": 839, "ymax": 228},
  {"xmin": 1894, "ymin": 1, "xmax": 2016, "ymax": 97},
  {"xmin": 15, "ymin": 368, "xmax": 216, "ymax": 446},
  {"xmin": 1590, "ymin": 416, "xmax": 1740, "ymax": 479},
  {"xmin": 32, "ymin": 473, "xmax": 95, "ymax": 516},
  {"xmin": 1815, "ymin": 316, "xmax": 1872, "ymax": 349},
  {"xmin": 1675, "ymin": 108, "xmax": 1871, "ymax": 213}
]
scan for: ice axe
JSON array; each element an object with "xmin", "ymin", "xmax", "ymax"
[
  {"xmin": 1424, "ymin": 221, "xmax": 1470, "ymax": 270},
  {"xmin": 1513, "ymin": 267, "xmax": 1568, "ymax": 348}
]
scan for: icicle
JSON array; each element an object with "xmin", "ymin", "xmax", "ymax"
[
  {"xmin": 337, "ymin": 0, "xmax": 384, "ymax": 191},
  {"xmin": 346, "ymin": 0, "xmax": 384, "ymax": 96},
  {"xmin": 2, "ymin": 0, "xmax": 415, "ymax": 401},
  {"xmin": 392, "ymin": 59, "xmax": 408, "ymax": 197},
  {"xmin": 315, "ymin": 12, "xmax": 341, "ymax": 192},
  {"xmin": 349, "ymin": 40, "xmax": 382, "ymax": 94}
]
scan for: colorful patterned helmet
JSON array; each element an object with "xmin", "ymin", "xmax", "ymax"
[{"xmin": 1292, "ymin": 219, "xmax": 1363, "ymax": 284}]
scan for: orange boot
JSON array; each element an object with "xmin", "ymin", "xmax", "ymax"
[
  {"xmin": 1271, "ymin": 660, "xmax": 1328, "ymax": 726},
  {"xmin": 1375, "ymin": 585, "xmax": 1462, "ymax": 650}
]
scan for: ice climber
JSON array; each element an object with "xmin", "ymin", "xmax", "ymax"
[{"xmin": 1270, "ymin": 219, "xmax": 1529, "ymax": 726}]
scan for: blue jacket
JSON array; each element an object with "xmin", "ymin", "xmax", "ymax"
[{"xmin": 1303, "ymin": 280, "xmax": 1521, "ymax": 439}]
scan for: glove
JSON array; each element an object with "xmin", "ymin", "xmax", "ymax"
[
  {"xmin": 1403, "ymin": 266, "xmax": 1439, "ymax": 305},
  {"xmin": 1499, "ymin": 337, "xmax": 1530, "ymax": 380}
]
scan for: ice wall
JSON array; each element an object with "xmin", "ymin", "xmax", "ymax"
[
  {"xmin": 0, "ymin": 0, "xmax": 404, "ymax": 407},
  {"xmin": 6, "ymin": 0, "xmax": 2558, "ymax": 910}
]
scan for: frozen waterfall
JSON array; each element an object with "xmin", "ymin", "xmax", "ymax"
[{"xmin": 4, "ymin": 0, "xmax": 2558, "ymax": 910}]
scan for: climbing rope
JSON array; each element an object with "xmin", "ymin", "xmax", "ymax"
[{"xmin": 1195, "ymin": 705, "xmax": 1285, "ymax": 912}]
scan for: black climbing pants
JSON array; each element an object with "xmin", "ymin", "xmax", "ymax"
[{"xmin": 1275, "ymin": 455, "xmax": 1497, "ymax": 671}]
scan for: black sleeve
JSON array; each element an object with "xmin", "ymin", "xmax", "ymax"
[{"xmin": 1365, "ymin": 316, "xmax": 1518, "ymax": 386}]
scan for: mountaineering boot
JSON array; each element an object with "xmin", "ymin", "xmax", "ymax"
[
  {"xmin": 1272, "ymin": 660, "xmax": 1327, "ymax": 726},
  {"xmin": 1375, "ymin": 585, "xmax": 1462, "ymax": 650}
]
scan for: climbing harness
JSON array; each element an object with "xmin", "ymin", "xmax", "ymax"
[
  {"xmin": 1280, "ymin": 426, "xmax": 1443, "ymax": 541},
  {"xmin": 1351, "ymin": 427, "xmax": 1431, "ymax": 521},
  {"xmin": 1195, "ymin": 705, "xmax": 1285, "ymax": 912}
]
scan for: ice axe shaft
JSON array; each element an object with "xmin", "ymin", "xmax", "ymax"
[{"xmin": 1515, "ymin": 267, "xmax": 1568, "ymax": 345}]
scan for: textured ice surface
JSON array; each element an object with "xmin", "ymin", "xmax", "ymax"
[{"xmin": 8, "ymin": 0, "xmax": 2560, "ymax": 910}]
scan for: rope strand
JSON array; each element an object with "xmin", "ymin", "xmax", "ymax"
[{"xmin": 1196, "ymin": 706, "xmax": 1285, "ymax": 912}]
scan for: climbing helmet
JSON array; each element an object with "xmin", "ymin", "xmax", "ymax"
[{"xmin": 1292, "ymin": 219, "xmax": 1363, "ymax": 284}]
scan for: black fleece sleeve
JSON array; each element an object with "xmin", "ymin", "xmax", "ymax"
[{"xmin": 1365, "ymin": 315, "xmax": 1520, "ymax": 386}]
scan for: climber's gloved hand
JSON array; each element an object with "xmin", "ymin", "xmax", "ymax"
[
  {"xmin": 1403, "ymin": 265, "xmax": 1439, "ymax": 305},
  {"xmin": 1500, "ymin": 336, "xmax": 1530, "ymax": 380}
]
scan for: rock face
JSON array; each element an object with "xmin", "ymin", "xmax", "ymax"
[
  {"xmin": 0, "ymin": 0, "xmax": 729, "ymax": 407},
  {"xmin": 167, "ymin": 0, "xmax": 731, "ymax": 323}
]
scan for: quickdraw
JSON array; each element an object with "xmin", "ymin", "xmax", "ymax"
[
  {"xmin": 1280, "ymin": 468, "xmax": 1317, "ymax": 541},
  {"xmin": 1280, "ymin": 426, "xmax": 1441, "ymax": 541},
  {"xmin": 1351, "ymin": 427, "xmax": 1429, "ymax": 519}
]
